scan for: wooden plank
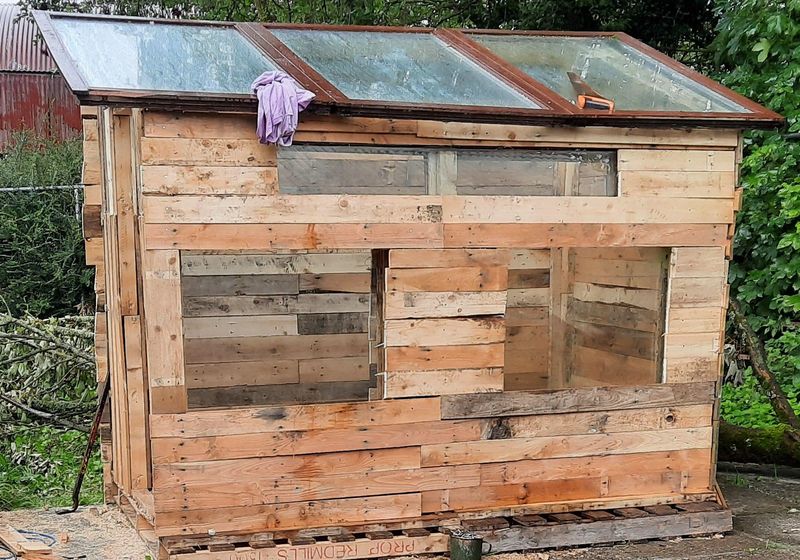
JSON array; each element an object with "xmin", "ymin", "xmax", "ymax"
[
  {"xmin": 385, "ymin": 291, "xmax": 506, "ymax": 319},
  {"xmin": 123, "ymin": 315, "xmax": 149, "ymax": 490},
  {"xmin": 508, "ymin": 268, "xmax": 550, "ymax": 289},
  {"xmin": 618, "ymin": 149, "xmax": 736, "ymax": 172},
  {"xmin": 572, "ymin": 282, "xmax": 661, "ymax": 310},
  {"xmin": 183, "ymin": 293, "xmax": 370, "ymax": 317},
  {"xmin": 440, "ymin": 382, "xmax": 715, "ymax": 419},
  {"xmin": 144, "ymin": 223, "xmax": 445, "ymax": 250},
  {"xmin": 183, "ymin": 315, "xmax": 298, "ymax": 339},
  {"xmin": 670, "ymin": 247, "xmax": 728, "ymax": 277},
  {"xmin": 669, "ymin": 277, "xmax": 726, "ymax": 308},
  {"xmin": 151, "ymin": 419, "xmax": 484, "ymax": 463},
  {"xmin": 156, "ymin": 465, "xmax": 479, "ymax": 511},
  {"xmin": 389, "ymin": 249, "xmax": 510, "ymax": 269},
  {"xmin": 140, "ymin": 165, "xmax": 277, "ymax": 195},
  {"xmin": 384, "ymin": 317, "xmax": 506, "ymax": 347},
  {"xmin": 182, "ymin": 274, "xmax": 300, "ymax": 297},
  {"xmin": 416, "ymin": 121, "xmax": 739, "ymax": 148},
  {"xmin": 385, "ymin": 368, "xmax": 504, "ymax": 398},
  {"xmin": 571, "ymin": 346, "xmax": 656, "ymax": 386},
  {"xmin": 444, "ymin": 223, "xmax": 730, "ymax": 248},
  {"xmin": 184, "ymin": 333, "xmax": 368, "ymax": 364},
  {"xmin": 387, "ymin": 266, "xmax": 507, "ymax": 292},
  {"xmin": 298, "ymin": 356, "xmax": 370, "ymax": 383},
  {"xmin": 619, "ymin": 170, "xmax": 735, "ymax": 198},
  {"xmin": 483, "ymin": 510, "xmax": 732, "ymax": 552},
  {"xmin": 143, "ymin": 195, "xmax": 444, "ymax": 224},
  {"xmin": 568, "ymin": 299, "xmax": 659, "ymax": 332},
  {"xmin": 181, "ymin": 252, "xmax": 371, "ymax": 276},
  {"xmin": 420, "ymin": 427, "xmax": 712, "ymax": 467},
  {"xmin": 572, "ymin": 321, "xmax": 655, "ymax": 360},
  {"xmin": 150, "ymin": 397, "xmax": 441, "ymax": 438},
  {"xmin": 152, "ymin": 447, "xmax": 422, "ymax": 488},
  {"xmin": 112, "ymin": 114, "xmax": 138, "ymax": 316},
  {"xmin": 385, "ymin": 343, "xmax": 505, "ymax": 371},
  {"xmin": 172, "ymin": 533, "xmax": 449, "ymax": 559},
  {"xmin": 297, "ymin": 312, "xmax": 368, "ymax": 334},
  {"xmin": 300, "ymin": 273, "xmax": 370, "ymax": 293},
  {"xmin": 573, "ymin": 256, "xmax": 665, "ymax": 289},
  {"xmin": 504, "ymin": 404, "xmax": 712, "ymax": 441},
  {"xmin": 188, "ymin": 380, "xmax": 371, "ymax": 408},
  {"xmin": 140, "ymin": 137, "xmax": 276, "ymax": 166},
  {"xmin": 507, "ymin": 288, "xmax": 549, "ymax": 307},
  {"xmin": 667, "ymin": 307, "xmax": 725, "ymax": 334},
  {"xmin": 155, "ymin": 494, "xmax": 422, "ymax": 537},
  {"xmin": 186, "ymin": 360, "xmax": 300, "ymax": 389},
  {"xmin": 441, "ymin": 196, "xmax": 732, "ymax": 224},
  {"xmin": 142, "ymin": 250, "xmax": 187, "ymax": 413}
]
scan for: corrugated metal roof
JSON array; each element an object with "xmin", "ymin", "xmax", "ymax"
[{"xmin": 0, "ymin": 5, "xmax": 55, "ymax": 72}]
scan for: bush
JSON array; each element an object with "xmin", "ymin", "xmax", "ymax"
[{"xmin": 0, "ymin": 132, "xmax": 93, "ymax": 317}]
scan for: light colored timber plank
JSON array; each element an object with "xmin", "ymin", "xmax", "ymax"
[
  {"xmin": 140, "ymin": 165, "xmax": 277, "ymax": 195},
  {"xmin": 385, "ymin": 368, "xmax": 504, "ymax": 398},
  {"xmin": 182, "ymin": 315, "xmax": 298, "ymax": 339},
  {"xmin": 567, "ymin": 299, "xmax": 659, "ymax": 332},
  {"xmin": 573, "ymin": 256, "xmax": 665, "ymax": 290},
  {"xmin": 389, "ymin": 248, "xmax": 511, "ymax": 269},
  {"xmin": 182, "ymin": 293, "xmax": 370, "ymax": 317},
  {"xmin": 142, "ymin": 250, "xmax": 187, "ymax": 413},
  {"xmin": 387, "ymin": 266, "xmax": 507, "ymax": 292},
  {"xmin": 441, "ymin": 196, "xmax": 733, "ymax": 224},
  {"xmin": 385, "ymin": 291, "xmax": 506, "ymax": 319},
  {"xmin": 123, "ymin": 315, "xmax": 149, "ymax": 490},
  {"xmin": 667, "ymin": 307, "xmax": 725, "ymax": 334},
  {"xmin": 670, "ymin": 247, "xmax": 728, "ymax": 277},
  {"xmin": 155, "ymin": 494, "xmax": 422, "ymax": 537},
  {"xmin": 618, "ymin": 149, "xmax": 736, "ymax": 172},
  {"xmin": 143, "ymin": 195, "xmax": 444, "ymax": 224},
  {"xmin": 298, "ymin": 356, "xmax": 370, "ymax": 383},
  {"xmin": 140, "ymin": 137, "xmax": 276, "ymax": 166},
  {"xmin": 440, "ymin": 382, "xmax": 715, "ymax": 419},
  {"xmin": 186, "ymin": 360, "xmax": 299, "ymax": 389},
  {"xmin": 443, "ymin": 224, "xmax": 729, "ymax": 248},
  {"xmin": 385, "ymin": 343, "xmax": 505, "ymax": 372},
  {"xmin": 619, "ymin": 170, "xmax": 735, "ymax": 198},
  {"xmin": 669, "ymin": 277, "xmax": 726, "ymax": 308},
  {"xmin": 144, "ymin": 195, "xmax": 733, "ymax": 225},
  {"xmin": 172, "ymin": 534, "xmax": 449, "ymax": 560},
  {"xmin": 150, "ymin": 397, "xmax": 442, "ymax": 438},
  {"xmin": 384, "ymin": 317, "xmax": 506, "ymax": 347},
  {"xmin": 183, "ymin": 333, "xmax": 368, "ymax": 364},
  {"xmin": 416, "ymin": 121, "xmax": 739, "ymax": 147},
  {"xmin": 155, "ymin": 465, "xmax": 479, "ymax": 511},
  {"xmin": 181, "ymin": 252, "xmax": 371, "ymax": 276},
  {"xmin": 152, "ymin": 447, "xmax": 422, "ymax": 488},
  {"xmin": 151, "ymin": 419, "xmax": 485, "ymax": 463},
  {"xmin": 507, "ymin": 288, "xmax": 549, "ymax": 307},
  {"xmin": 420, "ymin": 426, "xmax": 713, "ymax": 467},
  {"xmin": 664, "ymin": 332, "xmax": 721, "ymax": 358},
  {"xmin": 665, "ymin": 356, "xmax": 720, "ymax": 383},
  {"xmin": 144, "ymin": 223, "xmax": 445, "ymax": 250}
]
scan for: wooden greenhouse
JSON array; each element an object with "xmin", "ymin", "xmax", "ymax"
[{"xmin": 35, "ymin": 11, "xmax": 783, "ymax": 560}]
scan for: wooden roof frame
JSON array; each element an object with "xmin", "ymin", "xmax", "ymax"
[{"xmin": 32, "ymin": 11, "xmax": 784, "ymax": 129}]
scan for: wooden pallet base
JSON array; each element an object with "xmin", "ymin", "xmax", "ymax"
[{"xmin": 163, "ymin": 501, "xmax": 732, "ymax": 560}]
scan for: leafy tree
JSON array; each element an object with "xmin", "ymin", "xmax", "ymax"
[
  {"xmin": 21, "ymin": 0, "xmax": 716, "ymax": 59},
  {"xmin": 713, "ymin": 0, "xmax": 800, "ymax": 398}
]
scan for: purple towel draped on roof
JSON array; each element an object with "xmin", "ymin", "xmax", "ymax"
[{"xmin": 251, "ymin": 71, "xmax": 315, "ymax": 146}]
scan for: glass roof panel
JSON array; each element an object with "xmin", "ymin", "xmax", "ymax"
[
  {"xmin": 471, "ymin": 34, "xmax": 747, "ymax": 113},
  {"xmin": 51, "ymin": 18, "xmax": 277, "ymax": 93},
  {"xmin": 270, "ymin": 29, "xmax": 540, "ymax": 108}
]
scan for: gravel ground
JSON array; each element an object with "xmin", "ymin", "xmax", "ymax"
[{"xmin": 1, "ymin": 473, "xmax": 799, "ymax": 560}]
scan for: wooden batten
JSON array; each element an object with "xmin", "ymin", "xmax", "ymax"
[{"xmin": 83, "ymin": 109, "xmax": 741, "ymax": 553}]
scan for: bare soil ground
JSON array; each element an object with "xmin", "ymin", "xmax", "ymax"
[{"xmin": 1, "ymin": 472, "xmax": 799, "ymax": 560}]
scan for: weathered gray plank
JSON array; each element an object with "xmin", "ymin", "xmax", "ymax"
[{"xmin": 188, "ymin": 380, "xmax": 371, "ymax": 408}]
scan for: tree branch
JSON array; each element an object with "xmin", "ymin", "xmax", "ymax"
[{"xmin": 0, "ymin": 393, "xmax": 89, "ymax": 433}]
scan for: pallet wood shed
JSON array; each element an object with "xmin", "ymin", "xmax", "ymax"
[{"xmin": 34, "ymin": 11, "xmax": 783, "ymax": 559}]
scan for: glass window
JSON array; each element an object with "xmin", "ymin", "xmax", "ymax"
[
  {"xmin": 270, "ymin": 29, "xmax": 539, "ymax": 108},
  {"xmin": 471, "ymin": 34, "xmax": 747, "ymax": 113},
  {"xmin": 50, "ymin": 18, "xmax": 277, "ymax": 93}
]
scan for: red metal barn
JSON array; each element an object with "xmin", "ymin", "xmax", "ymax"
[{"xmin": 0, "ymin": 5, "xmax": 80, "ymax": 150}]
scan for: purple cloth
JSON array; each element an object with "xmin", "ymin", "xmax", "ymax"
[{"xmin": 251, "ymin": 71, "xmax": 315, "ymax": 146}]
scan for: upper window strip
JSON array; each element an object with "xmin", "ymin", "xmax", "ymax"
[
  {"xmin": 269, "ymin": 28, "xmax": 541, "ymax": 109},
  {"xmin": 470, "ymin": 33, "xmax": 747, "ymax": 113}
]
